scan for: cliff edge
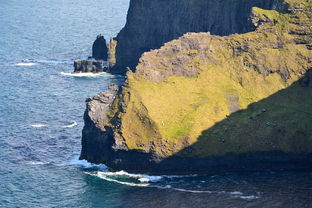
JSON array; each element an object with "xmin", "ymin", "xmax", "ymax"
[{"xmin": 80, "ymin": 0, "xmax": 312, "ymax": 174}]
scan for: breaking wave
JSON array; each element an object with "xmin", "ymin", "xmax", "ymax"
[
  {"xmin": 31, "ymin": 123, "xmax": 47, "ymax": 128},
  {"xmin": 26, "ymin": 161, "xmax": 50, "ymax": 166},
  {"xmin": 60, "ymin": 72, "xmax": 112, "ymax": 78},
  {"xmin": 69, "ymin": 157, "xmax": 108, "ymax": 171},
  {"xmin": 86, "ymin": 172, "xmax": 150, "ymax": 187},
  {"xmin": 62, "ymin": 121, "xmax": 78, "ymax": 128},
  {"xmin": 69, "ymin": 157, "xmax": 261, "ymax": 200},
  {"xmin": 15, "ymin": 62, "xmax": 38, "ymax": 66},
  {"xmin": 84, "ymin": 169, "xmax": 260, "ymax": 199},
  {"xmin": 14, "ymin": 59, "xmax": 72, "ymax": 66}
]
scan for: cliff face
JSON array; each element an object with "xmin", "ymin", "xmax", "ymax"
[
  {"xmin": 80, "ymin": 0, "xmax": 312, "ymax": 174},
  {"xmin": 113, "ymin": 0, "xmax": 288, "ymax": 73}
]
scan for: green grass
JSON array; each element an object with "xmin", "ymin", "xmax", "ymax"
[{"xmin": 106, "ymin": 0, "xmax": 312, "ymax": 157}]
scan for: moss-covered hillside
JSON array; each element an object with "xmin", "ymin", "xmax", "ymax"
[{"xmin": 81, "ymin": 0, "xmax": 312, "ymax": 173}]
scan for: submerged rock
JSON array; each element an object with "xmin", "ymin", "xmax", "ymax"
[
  {"xmin": 92, "ymin": 34, "xmax": 108, "ymax": 60},
  {"xmin": 73, "ymin": 60, "xmax": 103, "ymax": 73},
  {"xmin": 80, "ymin": 0, "xmax": 312, "ymax": 174}
]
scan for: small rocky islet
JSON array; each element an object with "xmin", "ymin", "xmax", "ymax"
[
  {"xmin": 79, "ymin": 0, "xmax": 312, "ymax": 174},
  {"xmin": 73, "ymin": 34, "xmax": 116, "ymax": 73}
]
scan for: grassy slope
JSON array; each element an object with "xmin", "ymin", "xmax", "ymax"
[{"xmin": 109, "ymin": 0, "xmax": 312, "ymax": 158}]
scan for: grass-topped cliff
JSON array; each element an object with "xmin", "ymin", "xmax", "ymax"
[
  {"xmin": 113, "ymin": 0, "xmax": 289, "ymax": 72},
  {"xmin": 81, "ymin": 0, "xmax": 312, "ymax": 174}
]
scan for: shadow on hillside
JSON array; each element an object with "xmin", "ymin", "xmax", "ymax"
[
  {"xmin": 87, "ymin": 69, "xmax": 312, "ymax": 175},
  {"xmin": 151, "ymin": 69, "xmax": 312, "ymax": 174},
  {"xmin": 122, "ymin": 69, "xmax": 312, "ymax": 175}
]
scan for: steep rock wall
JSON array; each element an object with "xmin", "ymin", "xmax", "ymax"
[{"xmin": 113, "ymin": 0, "xmax": 287, "ymax": 73}]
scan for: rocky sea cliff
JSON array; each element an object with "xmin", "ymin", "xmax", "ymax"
[
  {"xmin": 80, "ymin": 0, "xmax": 312, "ymax": 174},
  {"xmin": 113, "ymin": 0, "xmax": 289, "ymax": 72}
]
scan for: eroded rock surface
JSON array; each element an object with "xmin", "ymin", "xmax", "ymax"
[{"xmin": 73, "ymin": 60, "xmax": 103, "ymax": 73}]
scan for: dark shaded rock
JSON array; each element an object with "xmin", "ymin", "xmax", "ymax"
[
  {"xmin": 113, "ymin": 0, "xmax": 288, "ymax": 73},
  {"xmin": 92, "ymin": 34, "xmax": 108, "ymax": 60},
  {"xmin": 80, "ymin": 84, "xmax": 119, "ymax": 163},
  {"xmin": 73, "ymin": 60, "xmax": 103, "ymax": 73}
]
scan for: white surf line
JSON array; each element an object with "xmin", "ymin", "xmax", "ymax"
[
  {"xmin": 87, "ymin": 170, "xmax": 260, "ymax": 200},
  {"xmin": 69, "ymin": 158, "xmax": 108, "ymax": 171},
  {"xmin": 62, "ymin": 121, "xmax": 78, "ymax": 128},
  {"xmin": 15, "ymin": 62, "xmax": 37, "ymax": 66},
  {"xmin": 31, "ymin": 124, "xmax": 47, "ymax": 128},
  {"xmin": 85, "ymin": 172, "xmax": 150, "ymax": 187},
  {"xmin": 100, "ymin": 170, "xmax": 163, "ymax": 183},
  {"xmin": 59, "ymin": 72, "xmax": 110, "ymax": 77},
  {"xmin": 26, "ymin": 161, "xmax": 50, "ymax": 166}
]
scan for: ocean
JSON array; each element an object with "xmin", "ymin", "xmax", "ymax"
[{"xmin": 0, "ymin": 0, "xmax": 311, "ymax": 207}]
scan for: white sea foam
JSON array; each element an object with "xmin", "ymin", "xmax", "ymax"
[
  {"xmin": 15, "ymin": 59, "xmax": 72, "ymax": 66},
  {"xmin": 62, "ymin": 121, "xmax": 78, "ymax": 128},
  {"xmin": 88, "ymin": 169, "xmax": 199, "ymax": 185},
  {"xmin": 89, "ymin": 171, "xmax": 219, "ymax": 193},
  {"xmin": 15, "ymin": 62, "xmax": 37, "ymax": 66},
  {"xmin": 36, "ymin": 59, "xmax": 72, "ymax": 65},
  {"xmin": 60, "ymin": 72, "xmax": 111, "ymax": 77},
  {"xmin": 26, "ymin": 161, "xmax": 49, "ymax": 166},
  {"xmin": 230, "ymin": 191, "xmax": 243, "ymax": 195},
  {"xmin": 86, "ymin": 170, "xmax": 259, "ymax": 199},
  {"xmin": 237, "ymin": 195, "xmax": 259, "ymax": 200},
  {"xmin": 86, "ymin": 172, "xmax": 150, "ymax": 187},
  {"xmin": 164, "ymin": 187, "xmax": 214, "ymax": 194},
  {"xmin": 69, "ymin": 158, "xmax": 108, "ymax": 170},
  {"xmin": 31, "ymin": 124, "xmax": 47, "ymax": 128},
  {"xmin": 100, "ymin": 170, "xmax": 163, "ymax": 183}
]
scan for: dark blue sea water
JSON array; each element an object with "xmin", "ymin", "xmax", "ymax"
[{"xmin": 1, "ymin": 0, "xmax": 312, "ymax": 207}]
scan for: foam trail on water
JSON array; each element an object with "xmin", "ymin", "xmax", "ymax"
[
  {"xmin": 26, "ymin": 161, "xmax": 49, "ymax": 166},
  {"xmin": 100, "ymin": 170, "xmax": 163, "ymax": 183},
  {"xmin": 89, "ymin": 171, "xmax": 224, "ymax": 194},
  {"xmin": 60, "ymin": 72, "xmax": 112, "ymax": 78},
  {"xmin": 86, "ymin": 172, "xmax": 150, "ymax": 187},
  {"xmin": 62, "ymin": 121, "xmax": 78, "ymax": 128},
  {"xmin": 236, "ymin": 195, "xmax": 260, "ymax": 200},
  {"xmin": 31, "ymin": 124, "xmax": 47, "ymax": 128},
  {"xmin": 15, "ymin": 62, "xmax": 37, "ymax": 66},
  {"xmin": 15, "ymin": 59, "xmax": 72, "ymax": 66},
  {"xmin": 69, "ymin": 157, "xmax": 108, "ymax": 170},
  {"xmin": 36, "ymin": 59, "xmax": 72, "ymax": 65},
  {"xmin": 151, "ymin": 185, "xmax": 215, "ymax": 194},
  {"xmin": 86, "ymin": 170, "xmax": 260, "ymax": 200}
]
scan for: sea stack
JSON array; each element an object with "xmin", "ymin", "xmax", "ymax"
[{"xmin": 92, "ymin": 34, "xmax": 108, "ymax": 60}]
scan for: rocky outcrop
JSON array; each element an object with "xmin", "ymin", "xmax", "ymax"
[
  {"xmin": 73, "ymin": 60, "xmax": 103, "ymax": 73},
  {"xmin": 107, "ymin": 38, "xmax": 117, "ymax": 70},
  {"xmin": 80, "ymin": 0, "xmax": 312, "ymax": 174},
  {"xmin": 92, "ymin": 34, "xmax": 108, "ymax": 60},
  {"xmin": 80, "ymin": 83, "xmax": 119, "ymax": 163},
  {"xmin": 113, "ymin": 0, "xmax": 288, "ymax": 73}
]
